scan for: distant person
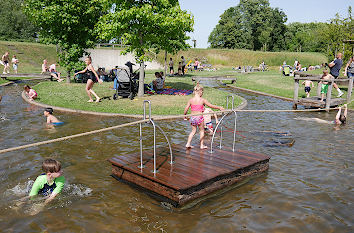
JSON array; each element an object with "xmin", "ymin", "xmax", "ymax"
[
  {"xmin": 178, "ymin": 62, "xmax": 182, "ymax": 76},
  {"xmin": 49, "ymin": 63, "xmax": 64, "ymax": 82},
  {"xmin": 97, "ymin": 67, "xmax": 108, "ymax": 82},
  {"xmin": 302, "ymin": 80, "xmax": 314, "ymax": 98},
  {"xmin": 319, "ymin": 70, "xmax": 332, "ymax": 102},
  {"xmin": 344, "ymin": 55, "xmax": 354, "ymax": 78},
  {"xmin": 152, "ymin": 72, "xmax": 164, "ymax": 91},
  {"xmin": 24, "ymin": 85, "xmax": 37, "ymax": 101},
  {"xmin": 44, "ymin": 107, "xmax": 63, "ymax": 125},
  {"xmin": 29, "ymin": 159, "xmax": 65, "ymax": 204},
  {"xmin": 295, "ymin": 104, "xmax": 347, "ymax": 125},
  {"xmin": 181, "ymin": 56, "xmax": 186, "ymax": 76},
  {"xmin": 169, "ymin": 58, "xmax": 174, "ymax": 75},
  {"xmin": 203, "ymin": 107, "xmax": 218, "ymax": 135},
  {"xmin": 74, "ymin": 57, "xmax": 102, "ymax": 102},
  {"xmin": 2, "ymin": 52, "xmax": 10, "ymax": 74},
  {"xmin": 194, "ymin": 58, "xmax": 200, "ymax": 70},
  {"xmin": 11, "ymin": 55, "xmax": 19, "ymax": 74},
  {"xmin": 294, "ymin": 59, "xmax": 299, "ymax": 69},
  {"xmin": 327, "ymin": 53, "xmax": 344, "ymax": 97},
  {"xmin": 296, "ymin": 62, "xmax": 302, "ymax": 71},
  {"xmin": 41, "ymin": 60, "xmax": 49, "ymax": 74},
  {"xmin": 308, "ymin": 65, "xmax": 315, "ymax": 71},
  {"xmin": 184, "ymin": 83, "xmax": 224, "ymax": 149},
  {"xmin": 259, "ymin": 61, "xmax": 266, "ymax": 71}
]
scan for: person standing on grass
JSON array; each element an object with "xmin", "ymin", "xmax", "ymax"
[
  {"xmin": 11, "ymin": 55, "xmax": 19, "ymax": 74},
  {"xmin": 74, "ymin": 57, "xmax": 102, "ymax": 102},
  {"xmin": 344, "ymin": 55, "xmax": 354, "ymax": 78},
  {"xmin": 2, "ymin": 52, "xmax": 10, "ymax": 74},
  {"xmin": 169, "ymin": 57, "xmax": 174, "ymax": 75},
  {"xmin": 181, "ymin": 56, "xmax": 186, "ymax": 76},
  {"xmin": 327, "ymin": 53, "xmax": 344, "ymax": 97}
]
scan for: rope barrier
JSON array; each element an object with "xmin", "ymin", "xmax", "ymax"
[{"xmin": 0, "ymin": 105, "xmax": 348, "ymax": 154}]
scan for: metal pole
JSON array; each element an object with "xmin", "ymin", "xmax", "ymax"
[
  {"xmin": 156, "ymin": 125, "xmax": 173, "ymax": 164},
  {"xmin": 151, "ymin": 120, "xmax": 157, "ymax": 174},
  {"xmin": 232, "ymin": 111, "xmax": 237, "ymax": 152},
  {"xmin": 138, "ymin": 123, "xmax": 144, "ymax": 169},
  {"xmin": 219, "ymin": 126, "xmax": 223, "ymax": 149}
]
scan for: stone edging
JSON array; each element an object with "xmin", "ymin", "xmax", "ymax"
[
  {"xmin": 226, "ymin": 85, "xmax": 293, "ymax": 102},
  {"xmin": 0, "ymin": 81, "xmax": 14, "ymax": 87},
  {"xmin": 22, "ymin": 91, "xmax": 248, "ymax": 119}
]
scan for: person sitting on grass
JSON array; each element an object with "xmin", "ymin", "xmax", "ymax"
[
  {"xmin": 320, "ymin": 70, "xmax": 332, "ymax": 102},
  {"xmin": 49, "ymin": 63, "xmax": 64, "ymax": 82},
  {"xmin": 302, "ymin": 80, "xmax": 315, "ymax": 98},
  {"xmin": 41, "ymin": 59, "xmax": 49, "ymax": 74},
  {"xmin": 24, "ymin": 85, "xmax": 37, "ymax": 101},
  {"xmin": 152, "ymin": 72, "xmax": 164, "ymax": 91}
]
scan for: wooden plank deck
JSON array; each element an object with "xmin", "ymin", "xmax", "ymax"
[
  {"xmin": 297, "ymin": 96, "xmax": 346, "ymax": 108},
  {"xmin": 108, "ymin": 144, "xmax": 270, "ymax": 207}
]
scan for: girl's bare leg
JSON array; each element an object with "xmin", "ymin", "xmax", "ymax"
[
  {"xmin": 86, "ymin": 79, "xmax": 94, "ymax": 102},
  {"xmin": 199, "ymin": 124, "xmax": 207, "ymax": 149},
  {"xmin": 89, "ymin": 89, "xmax": 100, "ymax": 102},
  {"xmin": 186, "ymin": 125, "xmax": 197, "ymax": 148}
]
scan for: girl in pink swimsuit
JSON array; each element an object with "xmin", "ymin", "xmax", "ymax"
[{"xmin": 184, "ymin": 83, "xmax": 224, "ymax": 149}]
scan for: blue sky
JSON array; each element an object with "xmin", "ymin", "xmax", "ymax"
[{"xmin": 179, "ymin": 0, "xmax": 353, "ymax": 48}]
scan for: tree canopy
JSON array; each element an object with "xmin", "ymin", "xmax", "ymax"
[
  {"xmin": 23, "ymin": 0, "xmax": 106, "ymax": 77},
  {"xmin": 0, "ymin": 0, "xmax": 38, "ymax": 41},
  {"xmin": 98, "ymin": 0, "xmax": 194, "ymax": 96},
  {"xmin": 208, "ymin": 0, "xmax": 287, "ymax": 51}
]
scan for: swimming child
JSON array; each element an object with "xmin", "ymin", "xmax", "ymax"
[
  {"xmin": 184, "ymin": 84, "xmax": 224, "ymax": 149},
  {"xmin": 44, "ymin": 107, "xmax": 63, "ymax": 125},
  {"xmin": 320, "ymin": 70, "xmax": 332, "ymax": 102},
  {"xmin": 203, "ymin": 107, "xmax": 219, "ymax": 135},
  {"xmin": 294, "ymin": 104, "xmax": 347, "ymax": 125},
  {"xmin": 302, "ymin": 80, "xmax": 314, "ymax": 98},
  {"xmin": 24, "ymin": 85, "xmax": 37, "ymax": 101},
  {"xmin": 29, "ymin": 159, "xmax": 65, "ymax": 204}
]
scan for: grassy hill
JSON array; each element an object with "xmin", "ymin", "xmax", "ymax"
[{"xmin": 157, "ymin": 48, "xmax": 327, "ymax": 69}]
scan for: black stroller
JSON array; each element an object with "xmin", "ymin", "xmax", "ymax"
[{"xmin": 112, "ymin": 62, "xmax": 138, "ymax": 100}]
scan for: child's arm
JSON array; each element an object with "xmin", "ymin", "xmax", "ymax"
[
  {"xmin": 311, "ymin": 81, "xmax": 314, "ymax": 88},
  {"xmin": 74, "ymin": 67, "xmax": 88, "ymax": 75},
  {"xmin": 47, "ymin": 116, "xmax": 52, "ymax": 124},
  {"xmin": 335, "ymin": 107, "xmax": 342, "ymax": 120},
  {"xmin": 214, "ymin": 112, "xmax": 219, "ymax": 124},
  {"xmin": 203, "ymin": 99, "xmax": 224, "ymax": 111},
  {"xmin": 184, "ymin": 100, "xmax": 191, "ymax": 115},
  {"xmin": 343, "ymin": 104, "xmax": 348, "ymax": 118}
]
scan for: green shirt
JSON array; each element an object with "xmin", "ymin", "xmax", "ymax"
[{"xmin": 29, "ymin": 174, "xmax": 65, "ymax": 196}]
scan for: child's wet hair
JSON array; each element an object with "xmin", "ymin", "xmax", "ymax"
[
  {"xmin": 44, "ymin": 108, "xmax": 54, "ymax": 114},
  {"xmin": 24, "ymin": 85, "xmax": 31, "ymax": 90},
  {"xmin": 42, "ymin": 159, "xmax": 61, "ymax": 173},
  {"xmin": 339, "ymin": 115, "xmax": 346, "ymax": 124}
]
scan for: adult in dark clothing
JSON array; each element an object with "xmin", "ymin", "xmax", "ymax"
[
  {"xmin": 181, "ymin": 56, "xmax": 186, "ymax": 76},
  {"xmin": 328, "ymin": 53, "xmax": 344, "ymax": 97}
]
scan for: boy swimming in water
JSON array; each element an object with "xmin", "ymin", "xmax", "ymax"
[
  {"xmin": 44, "ymin": 108, "xmax": 63, "ymax": 125},
  {"xmin": 29, "ymin": 159, "xmax": 65, "ymax": 204},
  {"xmin": 294, "ymin": 104, "xmax": 347, "ymax": 125}
]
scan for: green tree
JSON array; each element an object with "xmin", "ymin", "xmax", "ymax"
[
  {"xmin": 98, "ymin": 0, "xmax": 194, "ymax": 97},
  {"xmin": 23, "ymin": 0, "xmax": 106, "ymax": 81},
  {"xmin": 0, "ymin": 0, "xmax": 38, "ymax": 41},
  {"xmin": 208, "ymin": 0, "xmax": 287, "ymax": 51}
]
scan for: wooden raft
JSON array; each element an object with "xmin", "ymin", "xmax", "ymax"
[{"xmin": 108, "ymin": 144, "xmax": 270, "ymax": 207}]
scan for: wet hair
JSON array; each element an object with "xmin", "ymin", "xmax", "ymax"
[
  {"xmin": 24, "ymin": 85, "xmax": 31, "ymax": 90},
  {"xmin": 44, "ymin": 107, "xmax": 53, "ymax": 114},
  {"xmin": 42, "ymin": 159, "xmax": 61, "ymax": 173},
  {"xmin": 339, "ymin": 115, "xmax": 346, "ymax": 124},
  {"xmin": 194, "ymin": 83, "xmax": 203, "ymax": 94}
]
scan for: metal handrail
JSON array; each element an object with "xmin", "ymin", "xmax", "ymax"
[
  {"xmin": 210, "ymin": 95, "xmax": 238, "ymax": 153},
  {"xmin": 139, "ymin": 100, "xmax": 173, "ymax": 174}
]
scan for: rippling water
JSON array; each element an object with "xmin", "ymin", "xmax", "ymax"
[{"xmin": 0, "ymin": 82, "xmax": 353, "ymax": 232}]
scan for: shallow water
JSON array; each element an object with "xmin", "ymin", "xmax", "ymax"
[{"xmin": 0, "ymin": 82, "xmax": 353, "ymax": 232}]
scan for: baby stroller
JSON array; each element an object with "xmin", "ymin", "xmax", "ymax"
[{"xmin": 112, "ymin": 64, "xmax": 138, "ymax": 100}]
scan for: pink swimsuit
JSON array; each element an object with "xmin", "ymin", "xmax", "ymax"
[{"xmin": 190, "ymin": 104, "xmax": 204, "ymax": 126}]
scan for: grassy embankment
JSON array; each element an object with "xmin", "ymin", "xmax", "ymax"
[
  {"xmin": 229, "ymin": 70, "xmax": 354, "ymax": 108},
  {"xmin": 34, "ymin": 72, "xmax": 242, "ymax": 115}
]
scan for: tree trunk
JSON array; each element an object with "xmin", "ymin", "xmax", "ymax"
[
  {"xmin": 66, "ymin": 70, "xmax": 71, "ymax": 83},
  {"xmin": 138, "ymin": 61, "xmax": 145, "ymax": 97},
  {"xmin": 164, "ymin": 50, "xmax": 167, "ymax": 79}
]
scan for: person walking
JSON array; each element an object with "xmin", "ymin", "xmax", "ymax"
[{"xmin": 328, "ymin": 53, "xmax": 344, "ymax": 97}]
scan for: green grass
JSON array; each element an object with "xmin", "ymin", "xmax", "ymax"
[
  {"xmin": 33, "ymin": 74, "xmax": 242, "ymax": 115},
  {"xmin": 157, "ymin": 48, "xmax": 327, "ymax": 69},
  {"xmin": 228, "ymin": 70, "xmax": 354, "ymax": 108}
]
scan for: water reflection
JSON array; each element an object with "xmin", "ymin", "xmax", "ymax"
[{"xmin": 0, "ymin": 82, "xmax": 353, "ymax": 232}]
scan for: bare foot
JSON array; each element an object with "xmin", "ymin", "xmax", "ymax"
[
  {"xmin": 95, "ymin": 98, "xmax": 101, "ymax": 103},
  {"xmin": 87, "ymin": 99, "xmax": 93, "ymax": 102},
  {"xmin": 185, "ymin": 144, "xmax": 194, "ymax": 149},
  {"xmin": 200, "ymin": 145, "xmax": 208, "ymax": 149}
]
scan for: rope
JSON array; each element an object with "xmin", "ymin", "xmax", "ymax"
[{"xmin": 0, "ymin": 119, "xmax": 149, "ymax": 154}]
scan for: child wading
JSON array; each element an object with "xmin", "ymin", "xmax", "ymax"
[
  {"xmin": 184, "ymin": 84, "xmax": 224, "ymax": 149},
  {"xmin": 29, "ymin": 159, "xmax": 65, "ymax": 204},
  {"xmin": 302, "ymin": 80, "xmax": 314, "ymax": 98},
  {"xmin": 24, "ymin": 85, "xmax": 37, "ymax": 101},
  {"xmin": 44, "ymin": 107, "xmax": 63, "ymax": 126}
]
